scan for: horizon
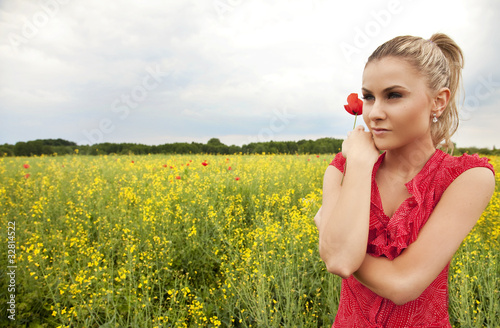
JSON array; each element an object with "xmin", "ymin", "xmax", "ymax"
[{"xmin": 5, "ymin": 136, "xmax": 498, "ymax": 150}]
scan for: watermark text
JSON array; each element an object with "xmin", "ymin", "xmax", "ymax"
[{"xmin": 7, "ymin": 221, "xmax": 17, "ymax": 321}]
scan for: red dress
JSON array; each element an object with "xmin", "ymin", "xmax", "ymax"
[{"xmin": 329, "ymin": 149, "xmax": 495, "ymax": 328}]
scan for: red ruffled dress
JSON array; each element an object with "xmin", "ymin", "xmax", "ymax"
[{"xmin": 329, "ymin": 149, "xmax": 495, "ymax": 328}]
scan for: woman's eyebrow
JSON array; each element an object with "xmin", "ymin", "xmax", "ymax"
[
  {"xmin": 362, "ymin": 85, "xmax": 407, "ymax": 93},
  {"xmin": 383, "ymin": 85, "xmax": 407, "ymax": 92}
]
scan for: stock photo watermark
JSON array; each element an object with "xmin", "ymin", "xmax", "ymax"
[
  {"xmin": 213, "ymin": 0, "xmax": 245, "ymax": 22},
  {"xmin": 80, "ymin": 64, "xmax": 170, "ymax": 145},
  {"xmin": 6, "ymin": 220, "xmax": 17, "ymax": 321},
  {"xmin": 7, "ymin": 0, "xmax": 70, "ymax": 51},
  {"xmin": 339, "ymin": 0, "xmax": 404, "ymax": 63},
  {"xmin": 247, "ymin": 106, "xmax": 296, "ymax": 144},
  {"xmin": 460, "ymin": 73, "xmax": 500, "ymax": 120}
]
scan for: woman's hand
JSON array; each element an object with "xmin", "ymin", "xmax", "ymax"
[{"xmin": 341, "ymin": 125, "xmax": 379, "ymax": 166}]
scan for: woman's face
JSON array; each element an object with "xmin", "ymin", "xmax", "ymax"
[{"xmin": 362, "ymin": 56, "xmax": 435, "ymax": 151}]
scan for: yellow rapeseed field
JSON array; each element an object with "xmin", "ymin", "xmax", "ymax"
[{"xmin": 0, "ymin": 154, "xmax": 498, "ymax": 328}]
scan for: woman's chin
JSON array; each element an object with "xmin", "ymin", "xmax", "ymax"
[{"xmin": 373, "ymin": 140, "xmax": 390, "ymax": 152}]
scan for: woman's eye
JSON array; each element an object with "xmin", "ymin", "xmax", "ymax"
[
  {"xmin": 388, "ymin": 92, "xmax": 402, "ymax": 99},
  {"xmin": 362, "ymin": 95, "xmax": 374, "ymax": 101}
]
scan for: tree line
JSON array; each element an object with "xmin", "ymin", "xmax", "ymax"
[{"xmin": 1, "ymin": 138, "xmax": 498, "ymax": 157}]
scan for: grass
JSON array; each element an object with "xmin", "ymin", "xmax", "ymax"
[{"xmin": 0, "ymin": 153, "xmax": 498, "ymax": 327}]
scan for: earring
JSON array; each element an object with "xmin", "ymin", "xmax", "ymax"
[{"xmin": 432, "ymin": 113, "xmax": 438, "ymax": 123}]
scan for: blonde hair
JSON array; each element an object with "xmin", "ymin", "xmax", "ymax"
[{"xmin": 367, "ymin": 33, "xmax": 464, "ymax": 152}]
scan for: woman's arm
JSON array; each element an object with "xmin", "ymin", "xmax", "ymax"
[
  {"xmin": 352, "ymin": 167, "xmax": 495, "ymax": 305},
  {"xmin": 317, "ymin": 127, "xmax": 379, "ymax": 278}
]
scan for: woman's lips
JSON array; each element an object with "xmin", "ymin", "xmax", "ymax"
[{"xmin": 371, "ymin": 128, "xmax": 390, "ymax": 136}]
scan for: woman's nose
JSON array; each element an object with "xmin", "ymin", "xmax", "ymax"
[{"xmin": 368, "ymin": 101, "xmax": 386, "ymax": 121}]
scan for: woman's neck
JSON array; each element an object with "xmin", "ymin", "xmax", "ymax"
[{"xmin": 382, "ymin": 140, "xmax": 437, "ymax": 182}]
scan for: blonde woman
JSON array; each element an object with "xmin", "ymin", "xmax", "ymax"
[{"xmin": 315, "ymin": 34, "xmax": 495, "ymax": 327}]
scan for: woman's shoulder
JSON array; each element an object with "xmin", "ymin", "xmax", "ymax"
[
  {"xmin": 439, "ymin": 151, "xmax": 495, "ymax": 175},
  {"xmin": 432, "ymin": 150, "xmax": 495, "ymax": 193}
]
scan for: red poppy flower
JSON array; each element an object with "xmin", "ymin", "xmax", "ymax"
[
  {"xmin": 175, "ymin": 176, "xmax": 181, "ymax": 180},
  {"xmin": 341, "ymin": 93, "xmax": 364, "ymax": 185},
  {"xmin": 228, "ymin": 166, "xmax": 232, "ymax": 170},
  {"xmin": 25, "ymin": 173, "xmax": 30, "ymax": 179},
  {"xmin": 202, "ymin": 161, "xmax": 208, "ymax": 166},
  {"xmin": 131, "ymin": 161, "xmax": 135, "ymax": 164},
  {"xmin": 23, "ymin": 164, "xmax": 30, "ymax": 169},
  {"xmin": 344, "ymin": 93, "xmax": 363, "ymax": 116},
  {"xmin": 163, "ymin": 164, "xmax": 168, "ymax": 168},
  {"xmin": 235, "ymin": 177, "xmax": 240, "ymax": 181}
]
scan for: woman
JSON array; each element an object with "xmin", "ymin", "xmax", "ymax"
[{"xmin": 314, "ymin": 34, "xmax": 495, "ymax": 327}]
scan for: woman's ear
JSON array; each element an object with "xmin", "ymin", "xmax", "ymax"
[{"xmin": 434, "ymin": 87, "xmax": 451, "ymax": 117}]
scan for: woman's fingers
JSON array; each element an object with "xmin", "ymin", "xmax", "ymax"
[
  {"xmin": 342, "ymin": 125, "xmax": 379, "ymax": 162},
  {"xmin": 348, "ymin": 125, "xmax": 365, "ymax": 138}
]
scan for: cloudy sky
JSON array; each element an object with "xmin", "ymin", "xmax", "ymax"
[{"xmin": 1, "ymin": 0, "xmax": 499, "ymax": 148}]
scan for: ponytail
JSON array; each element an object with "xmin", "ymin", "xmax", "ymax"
[{"xmin": 428, "ymin": 33, "xmax": 464, "ymax": 152}]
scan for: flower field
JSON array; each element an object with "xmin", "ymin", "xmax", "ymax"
[{"xmin": 0, "ymin": 154, "xmax": 498, "ymax": 328}]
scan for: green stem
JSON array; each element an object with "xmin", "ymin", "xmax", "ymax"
[{"xmin": 353, "ymin": 114, "xmax": 358, "ymax": 130}]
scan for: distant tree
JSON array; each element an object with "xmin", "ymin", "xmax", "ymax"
[
  {"xmin": 3, "ymin": 136, "xmax": 377, "ymax": 156},
  {"xmin": 207, "ymin": 138, "xmax": 223, "ymax": 146},
  {"xmin": 228, "ymin": 145, "xmax": 240, "ymax": 154},
  {"xmin": 0, "ymin": 144, "xmax": 14, "ymax": 156},
  {"xmin": 36, "ymin": 138, "xmax": 77, "ymax": 146},
  {"xmin": 14, "ymin": 141, "xmax": 43, "ymax": 156}
]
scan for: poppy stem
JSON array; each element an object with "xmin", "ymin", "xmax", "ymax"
[{"xmin": 352, "ymin": 114, "xmax": 358, "ymax": 130}]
